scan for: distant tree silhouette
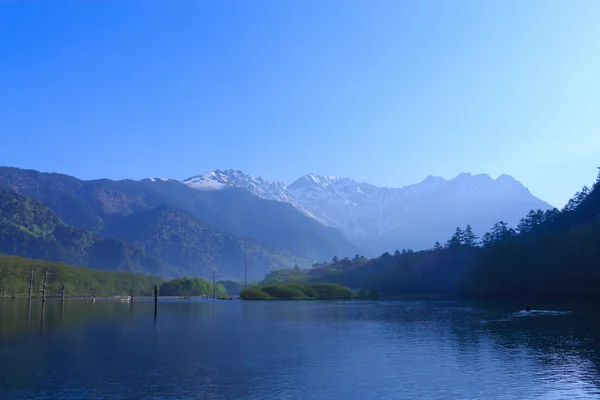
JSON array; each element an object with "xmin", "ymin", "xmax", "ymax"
[
  {"xmin": 445, "ymin": 227, "xmax": 463, "ymax": 248},
  {"xmin": 462, "ymin": 225, "xmax": 479, "ymax": 246}
]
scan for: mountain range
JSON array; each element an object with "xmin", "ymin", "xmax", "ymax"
[
  {"xmin": 0, "ymin": 167, "xmax": 355, "ymax": 279},
  {"xmin": 183, "ymin": 169, "xmax": 553, "ymax": 253},
  {"xmin": 0, "ymin": 166, "xmax": 552, "ymax": 279}
]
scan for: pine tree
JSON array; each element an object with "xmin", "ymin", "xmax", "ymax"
[
  {"xmin": 394, "ymin": 250, "xmax": 401, "ymax": 257},
  {"xmin": 332, "ymin": 255, "xmax": 339, "ymax": 264},
  {"xmin": 445, "ymin": 227, "xmax": 463, "ymax": 248},
  {"xmin": 491, "ymin": 221, "xmax": 509, "ymax": 242},
  {"xmin": 433, "ymin": 241, "xmax": 443, "ymax": 251},
  {"xmin": 518, "ymin": 210, "xmax": 538, "ymax": 233},
  {"xmin": 481, "ymin": 232, "xmax": 493, "ymax": 247},
  {"xmin": 462, "ymin": 225, "xmax": 479, "ymax": 246}
]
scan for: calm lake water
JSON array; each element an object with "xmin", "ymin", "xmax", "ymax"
[{"xmin": 1, "ymin": 298, "xmax": 600, "ymax": 399}]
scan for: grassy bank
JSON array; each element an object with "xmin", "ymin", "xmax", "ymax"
[
  {"xmin": 240, "ymin": 282, "xmax": 355, "ymax": 300},
  {"xmin": 0, "ymin": 254, "xmax": 163, "ymax": 297}
]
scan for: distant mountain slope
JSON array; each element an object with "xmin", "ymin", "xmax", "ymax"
[
  {"xmin": 0, "ymin": 167, "xmax": 167, "ymax": 232},
  {"xmin": 0, "ymin": 190, "xmax": 163, "ymax": 274},
  {"xmin": 0, "ymin": 167, "xmax": 358, "ymax": 268},
  {"xmin": 102, "ymin": 204, "xmax": 309, "ymax": 280},
  {"xmin": 139, "ymin": 179, "xmax": 361, "ymax": 261},
  {"xmin": 183, "ymin": 169, "xmax": 553, "ymax": 253}
]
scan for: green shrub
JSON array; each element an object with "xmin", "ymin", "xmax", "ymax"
[
  {"xmin": 239, "ymin": 282, "xmax": 352, "ymax": 300},
  {"xmin": 260, "ymin": 284, "xmax": 305, "ymax": 299},
  {"xmin": 305, "ymin": 282, "xmax": 351, "ymax": 298},
  {"xmin": 240, "ymin": 287, "xmax": 271, "ymax": 300}
]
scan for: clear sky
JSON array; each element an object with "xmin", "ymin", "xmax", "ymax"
[{"xmin": 1, "ymin": 1, "xmax": 599, "ymax": 207}]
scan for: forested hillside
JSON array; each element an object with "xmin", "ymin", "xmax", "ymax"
[
  {"xmin": 102, "ymin": 204, "xmax": 308, "ymax": 279},
  {"xmin": 264, "ymin": 170, "xmax": 600, "ymax": 298},
  {"xmin": 0, "ymin": 190, "xmax": 163, "ymax": 275},
  {"xmin": 0, "ymin": 167, "xmax": 356, "ymax": 266},
  {"xmin": 465, "ymin": 170, "xmax": 600, "ymax": 296}
]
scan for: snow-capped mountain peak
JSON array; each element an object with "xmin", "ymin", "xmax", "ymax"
[
  {"xmin": 182, "ymin": 169, "xmax": 295, "ymax": 203},
  {"xmin": 181, "ymin": 169, "xmax": 552, "ymax": 252}
]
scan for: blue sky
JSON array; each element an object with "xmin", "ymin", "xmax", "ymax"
[{"xmin": 1, "ymin": 1, "xmax": 599, "ymax": 207}]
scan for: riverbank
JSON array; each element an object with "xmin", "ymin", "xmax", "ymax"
[{"xmin": 240, "ymin": 282, "xmax": 358, "ymax": 300}]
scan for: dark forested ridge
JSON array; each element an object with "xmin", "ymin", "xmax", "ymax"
[
  {"xmin": 263, "ymin": 170, "xmax": 600, "ymax": 298},
  {"xmin": 465, "ymin": 170, "xmax": 600, "ymax": 296},
  {"xmin": 0, "ymin": 167, "xmax": 358, "ymax": 275},
  {"xmin": 0, "ymin": 190, "xmax": 163, "ymax": 275}
]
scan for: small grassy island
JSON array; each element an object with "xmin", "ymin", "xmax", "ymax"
[{"xmin": 240, "ymin": 282, "xmax": 367, "ymax": 300}]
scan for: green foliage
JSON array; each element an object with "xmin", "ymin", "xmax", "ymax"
[
  {"xmin": 252, "ymin": 169, "xmax": 600, "ymax": 299},
  {"xmin": 464, "ymin": 177, "xmax": 600, "ymax": 297},
  {"xmin": 101, "ymin": 204, "xmax": 308, "ymax": 279},
  {"xmin": 0, "ymin": 190, "xmax": 163, "ymax": 275},
  {"xmin": 159, "ymin": 276, "xmax": 227, "ymax": 297},
  {"xmin": 240, "ymin": 282, "xmax": 351, "ymax": 300},
  {"xmin": 0, "ymin": 254, "xmax": 162, "ymax": 297},
  {"xmin": 0, "ymin": 167, "xmax": 358, "ymax": 277},
  {"xmin": 261, "ymin": 268, "xmax": 309, "ymax": 284},
  {"xmin": 303, "ymin": 282, "xmax": 352, "ymax": 298},
  {"xmin": 306, "ymin": 244, "xmax": 472, "ymax": 295},
  {"xmin": 218, "ymin": 280, "xmax": 244, "ymax": 296},
  {"xmin": 260, "ymin": 284, "xmax": 306, "ymax": 299},
  {"xmin": 239, "ymin": 287, "xmax": 271, "ymax": 300}
]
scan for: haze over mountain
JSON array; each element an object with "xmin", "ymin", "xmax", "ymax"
[
  {"xmin": 184, "ymin": 169, "xmax": 553, "ymax": 253},
  {"xmin": 0, "ymin": 189, "xmax": 163, "ymax": 275},
  {"xmin": 0, "ymin": 165, "xmax": 554, "ymax": 277},
  {"xmin": 0, "ymin": 167, "xmax": 356, "ymax": 278}
]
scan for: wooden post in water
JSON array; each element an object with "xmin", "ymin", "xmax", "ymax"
[
  {"xmin": 61, "ymin": 284, "xmax": 65, "ymax": 302},
  {"xmin": 27, "ymin": 298, "xmax": 32, "ymax": 331},
  {"xmin": 27, "ymin": 266, "xmax": 34, "ymax": 330},
  {"xmin": 41, "ymin": 268, "xmax": 49, "ymax": 304},
  {"xmin": 28, "ymin": 266, "xmax": 34, "ymax": 301},
  {"xmin": 154, "ymin": 284, "xmax": 158, "ymax": 326},
  {"xmin": 212, "ymin": 270, "xmax": 217, "ymax": 299},
  {"xmin": 131, "ymin": 286, "xmax": 134, "ymax": 302},
  {"xmin": 40, "ymin": 301, "xmax": 46, "ymax": 333},
  {"xmin": 244, "ymin": 250, "xmax": 248, "ymax": 289}
]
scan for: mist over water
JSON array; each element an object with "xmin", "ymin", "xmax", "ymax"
[{"xmin": 1, "ymin": 298, "xmax": 600, "ymax": 399}]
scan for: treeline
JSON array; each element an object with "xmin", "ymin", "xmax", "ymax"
[
  {"xmin": 159, "ymin": 276, "xmax": 227, "ymax": 298},
  {"xmin": 265, "ymin": 170, "xmax": 600, "ymax": 298},
  {"xmin": 0, "ymin": 190, "xmax": 164, "ymax": 275},
  {"xmin": 0, "ymin": 254, "xmax": 163, "ymax": 297},
  {"xmin": 464, "ymin": 170, "xmax": 600, "ymax": 296},
  {"xmin": 0, "ymin": 254, "xmax": 233, "ymax": 298},
  {"xmin": 217, "ymin": 280, "xmax": 244, "ymax": 296},
  {"xmin": 240, "ymin": 282, "xmax": 352, "ymax": 300}
]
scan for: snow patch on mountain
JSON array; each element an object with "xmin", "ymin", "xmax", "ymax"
[{"xmin": 181, "ymin": 169, "xmax": 553, "ymax": 252}]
